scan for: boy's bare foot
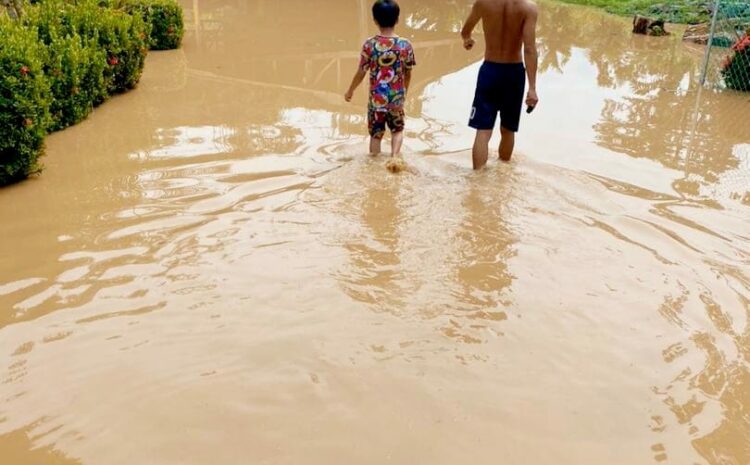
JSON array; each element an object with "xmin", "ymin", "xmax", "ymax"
[{"xmin": 386, "ymin": 157, "xmax": 408, "ymax": 173}]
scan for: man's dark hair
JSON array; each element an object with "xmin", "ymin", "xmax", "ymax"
[{"xmin": 372, "ymin": 0, "xmax": 400, "ymax": 28}]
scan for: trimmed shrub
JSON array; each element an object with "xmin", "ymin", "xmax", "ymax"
[
  {"xmin": 26, "ymin": 0, "xmax": 149, "ymax": 97},
  {"xmin": 46, "ymin": 34, "xmax": 108, "ymax": 129},
  {"xmin": 124, "ymin": 0, "xmax": 183, "ymax": 51},
  {"xmin": 722, "ymin": 35, "xmax": 750, "ymax": 92},
  {"xmin": 0, "ymin": 15, "xmax": 51, "ymax": 185},
  {"xmin": 25, "ymin": 1, "xmax": 108, "ymax": 130},
  {"xmin": 64, "ymin": 0, "xmax": 149, "ymax": 94}
]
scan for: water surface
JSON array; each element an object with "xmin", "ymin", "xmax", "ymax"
[{"xmin": 1, "ymin": 1, "xmax": 749, "ymax": 464}]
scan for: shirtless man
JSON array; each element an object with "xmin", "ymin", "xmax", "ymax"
[{"xmin": 461, "ymin": 0, "xmax": 539, "ymax": 170}]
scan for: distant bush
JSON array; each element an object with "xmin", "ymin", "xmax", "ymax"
[
  {"xmin": 722, "ymin": 35, "xmax": 750, "ymax": 92},
  {"xmin": 0, "ymin": 16, "xmax": 51, "ymax": 185},
  {"xmin": 124, "ymin": 0, "xmax": 183, "ymax": 50}
]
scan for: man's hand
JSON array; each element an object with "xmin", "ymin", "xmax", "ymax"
[
  {"xmin": 526, "ymin": 88, "xmax": 539, "ymax": 108},
  {"xmin": 345, "ymin": 90, "xmax": 354, "ymax": 102},
  {"xmin": 461, "ymin": 2, "xmax": 481, "ymax": 52}
]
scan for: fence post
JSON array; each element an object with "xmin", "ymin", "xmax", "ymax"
[{"xmin": 701, "ymin": 0, "xmax": 723, "ymax": 85}]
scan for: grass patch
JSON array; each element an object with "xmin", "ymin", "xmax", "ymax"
[{"xmin": 552, "ymin": 0, "xmax": 714, "ymax": 24}]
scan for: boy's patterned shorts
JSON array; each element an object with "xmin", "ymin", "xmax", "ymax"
[{"xmin": 368, "ymin": 107, "xmax": 405, "ymax": 139}]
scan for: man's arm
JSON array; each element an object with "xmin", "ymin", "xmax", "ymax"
[
  {"xmin": 522, "ymin": 4, "xmax": 539, "ymax": 107},
  {"xmin": 345, "ymin": 68, "xmax": 367, "ymax": 102},
  {"xmin": 461, "ymin": 1, "xmax": 482, "ymax": 50},
  {"xmin": 404, "ymin": 69, "xmax": 412, "ymax": 93}
]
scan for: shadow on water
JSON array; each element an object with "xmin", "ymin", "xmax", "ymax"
[{"xmin": 0, "ymin": 425, "xmax": 82, "ymax": 465}]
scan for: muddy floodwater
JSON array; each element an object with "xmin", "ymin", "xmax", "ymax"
[{"xmin": 1, "ymin": 1, "xmax": 749, "ymax": 464}]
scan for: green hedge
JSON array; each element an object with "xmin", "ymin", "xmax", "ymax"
[
  {"xmin": 1, "ymin": 0, "xmax": 184, "ymax": 186},
  {"xmin": 124, "ymin": 0, "xmax": 183, "ymax": 51},
  {"xmin": 52, "ymin": 0, "xmax": 149, "ymax": 95},
  {"xmin": 26, "ymin": 1, "xmax": 108, "ymax": 129},
  {"xmin": 0, "ymin": 15, "xmax": 51, "ymax": 185},
  {"xmin": 47, "ymin": 34, "xmax": 108, "ymax": 129}
]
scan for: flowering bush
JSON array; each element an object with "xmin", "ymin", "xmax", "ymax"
[
  {"xmin": 0, "ymin": 15, "xmax": 51, "ymax": 185},
  {"xmin": 1, "ymin": 0, "xmax": 149, "ymax": 185},
  {"xmin": 722, "ymin": 35, "xmax": 750, "ymax": 92},
  {"xmin": 58, "ymin": 0, "xmax": 149, "ymax": 94},
  {"xmin": 124, "ymin": 0, "xmax": 183, "ymax": 51},
  {"xmin": 25, "ymin": 1, "xmax": 108, "ymax": 129}
]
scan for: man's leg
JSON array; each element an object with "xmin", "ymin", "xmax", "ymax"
[
  {"xmin": 391, "ymin": 131, "xmax": 404, "ymax": 157},
  {"xmin": 473, "ymin": 129, "xmax": 493, "ymax": 170},
  {"xmin": 499, "ymin": 127, "xmax": 515, "ymax": 162},
  {"xmin": 498, "ymin": 63, "xmax": 525, "ymax": 163},
  {"xmin": 370, "ymin": 137, "xmax": 383, "ymax": 155}
]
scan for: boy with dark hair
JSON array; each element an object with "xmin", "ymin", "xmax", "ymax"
[{"xmin": 345, "ymin": 0, "xmax": 416, "ymax": 157}]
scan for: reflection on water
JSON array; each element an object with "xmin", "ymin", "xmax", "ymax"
[
  {"xmin": 534, "ymin": 2, "xmax": 750, "ymax": 204},
  {"xmin": 0, "ymin": 0, "xmax": 748, "ymax": 464}
]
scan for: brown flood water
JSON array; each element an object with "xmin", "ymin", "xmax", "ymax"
[{"xmin": 1, "ymin": 1, "xmax": 750, "ymax": 464}]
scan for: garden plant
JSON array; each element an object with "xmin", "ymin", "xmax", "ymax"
[{"xmin": 0, "ymin": 0, "xmax": 184, "ymax": 186}]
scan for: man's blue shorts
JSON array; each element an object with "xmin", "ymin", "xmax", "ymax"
[{"xmin": 469, "ymin": 62, "xmax": 526, "ymax": 133}]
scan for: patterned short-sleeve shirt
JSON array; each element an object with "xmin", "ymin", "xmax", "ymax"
[{"xmin": 359, "ymin": 36, "xmax": 416, "ymax": 111}]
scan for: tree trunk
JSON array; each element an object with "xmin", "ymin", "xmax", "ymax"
[{"xmin": 633, "ymin": 15, "xmax": 669, "ymax": 36}]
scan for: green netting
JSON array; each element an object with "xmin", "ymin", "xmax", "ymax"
[{"xmin": 702, "ymin": 0, "xmax": 750, "ymax": 92}]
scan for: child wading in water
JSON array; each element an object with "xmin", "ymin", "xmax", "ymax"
[{"xmin": 345, "ymin": 0, "xmax": 416, "ymax": 157}]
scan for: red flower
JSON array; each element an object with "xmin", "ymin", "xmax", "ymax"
[
  {"xmin": 23, "ymin": 118, "xmax": 33, "ymax": 127},
  {"xmin": 20, "ymin": 65, "xmax": 29, "ymax": 76},
  {"xmin": 108, "ymin": 56, "xmax": 119, "ymax": 66},
  {"xmin": 167, "ymin": 26, "xmax": 174, "ymax": 34},
  {"xmin": 732, "ymin": 35, "xmax": 750, "ymax": 53}
]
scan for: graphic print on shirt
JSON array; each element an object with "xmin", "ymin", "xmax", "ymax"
[{"xmin": 359, "ymin": 36, "xmax": 416, "ymax": 112}]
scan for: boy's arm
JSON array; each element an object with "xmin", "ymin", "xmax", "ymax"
[
  {"xmin": 461, "ymin": 1, "xmax": 482, "ymax": 50},
  {"xmin": 522, "ymin": 3, "xmax": 539, "ymax": 107},
  {"xmin": 345, "ymin": 68, "xmax": 367, "ymax": 102},
  {"xmin": 404, "ymin": 43, "xmax": 416, "ymax": 93}
]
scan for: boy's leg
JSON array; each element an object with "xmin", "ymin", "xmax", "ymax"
[
  {"xmin": 499, "ymin": 127, "xmax": 515, "ymax": 162},
  {"xmin": 387, "ymin": 109, "xmax": 405, "ymax": 157},
  {"xmin": 368, "ymin": 108, "xmax": 386, "ymax": 155},
  {"xmin": 370, "ymin": 137, "xmax": 383, "ymax": 155},
  {"xmin": 391, "ymin": 131, "xmax": 404, "ymax": 156},
  {"xmin": 473, "ymin": 130, "xmax": 493, "ymax": 170}
]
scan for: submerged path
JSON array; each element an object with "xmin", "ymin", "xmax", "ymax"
[{"xmin": 0, "ymin": 1, "xmax": 749, "ymax": 464}]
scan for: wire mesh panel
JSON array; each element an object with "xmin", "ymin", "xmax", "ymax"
[{"xmin": 702, "ymin": 0, "xmax": 750, "ymax": 91}]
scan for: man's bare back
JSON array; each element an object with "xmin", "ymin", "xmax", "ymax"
[
  {"xmin": 461, "ymin": 0, "xmax": 539, "ymax": 169},
  {"xmin": 475, "ymin": 0, "xmax": 533, "ymax": 62}
]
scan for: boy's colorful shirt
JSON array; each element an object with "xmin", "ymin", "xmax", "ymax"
[{"xmin": 359, "ymin": 36, "xmax": 416, "ymax": 111}]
